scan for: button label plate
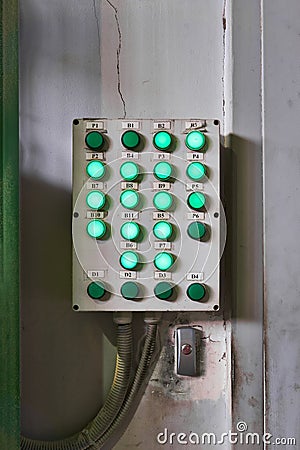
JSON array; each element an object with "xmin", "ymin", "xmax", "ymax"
[{"xmin": 120, "ymin": 271, "xmax": 137, "ymax": 279}]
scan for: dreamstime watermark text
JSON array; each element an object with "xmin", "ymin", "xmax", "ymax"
[{"xmin": 156, "ymin": 421, "xmax": 296, "ymax": 446}]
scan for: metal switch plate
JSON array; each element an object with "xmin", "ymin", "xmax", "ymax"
[{"xmin": 175, "ymin": 327, "xmax": 199, "ymax": 376}]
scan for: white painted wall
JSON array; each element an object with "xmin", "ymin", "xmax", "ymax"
[
  {"xmin": 20, "ymin": 0, "xmax": 300, "ymax": 448},
  {"xmin": 263, "ymin": 0, "xmax": 300, "ymax": 444}
]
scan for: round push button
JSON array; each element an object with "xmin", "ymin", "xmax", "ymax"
[
  {"xmin": 187, "ymin": 192, "xmax": 206, "ymax": 210},
  {"xmin": 154, "ymin": 282, "xmax": 174, "ymax": 300},
  {"xmin": 153, "ymin": 131, "xmax": 172, "ymax": 151},
  {"xmin": 153, "ymin": 161, "xmax": 173, "ymax": 181},
  {"xmin": 120, "ymin": 251, "xmax": 139, "ymax": 270},
  {"xmin": 121, "ymin": 281, "xmax": 140, "ymax": 300},
  {"xmin": 187, "ymin": 221, "xmax": 206, "ymax": 240},
  {"xmin": 121, "ymin": 130, "xmax": 140, "ymax": 150},
  {"xmin": 87, "ymin": 281, "xmax": 106, "ymax": 300},
  {"xmin": 185, "ymin": 130, "xmax": 206, "ymax": 151},
  {"xmin": 120, "ymin": 190, "xmax": 140, "ymax": 209},
  {"xmin": 86, "ymin": 220, "xmax": 107, "ymax": 239},
  {"xmin": 86, "ymin": 191, "xmax": 106, "ymax": 210},
  {"xmin": 153, "ymin": 191, "xmax": 173, "ymax": 211},
  {"xmin": 85, "ymin": 131, "xmax": 104, "ymax": 150},
  {"xmin": 187, "ymin": 283, "xmax": 206, "ymax": 302},
  {"xmin": 153, "ymin": 221, "xmax": 173, "ymax": 240},
  {"xmin": 120, "ymin": 161, "xmax": 139, "ymax": 181},
  {"xmin": 154, "ymin": 252, "xmax": 174, "ymax": 271},
  {"xmin": 120, "ymin": 222, "xmax": 140, "ymax": 241},
  {"xmin": 86, "ymin": 161, "xmax": 105, "ymax": 180},
  {"xmin": 186, "ymin": 162, "xmax": 206, "ymax": 181}
]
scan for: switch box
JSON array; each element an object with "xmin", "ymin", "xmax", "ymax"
[{"xmin": 72, "ymin": 119, "xmax": 221, "ymax": 311}]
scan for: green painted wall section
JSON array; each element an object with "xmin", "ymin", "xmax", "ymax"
[{"xmin": 0, "ymin": 0, "xmax": 19, "ymax": 447}]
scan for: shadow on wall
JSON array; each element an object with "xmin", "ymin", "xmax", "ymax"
[
  {"xmin": 20, "ymin": 175, "xmax": 117, "ymax": 440},
  {"xmin": 228, "ymin": 135, "xmax": 264, "ymax": 323}
]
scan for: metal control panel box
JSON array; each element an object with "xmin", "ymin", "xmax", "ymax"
[{"xmin": 72, "ymin": 119, "xmax": 222, "ymax": 311}]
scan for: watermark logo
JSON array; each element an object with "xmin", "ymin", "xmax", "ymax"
[{"xmin": 156, "ymin": 422, "xmax": 296, "ymax": 446}]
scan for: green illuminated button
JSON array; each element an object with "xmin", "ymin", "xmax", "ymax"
[
  {"xmin": 153, "ymin": 221, "xmax": 173, "ymax": 240},
  {"xmin": 154, "ymin": 252, "xmax": 174, "ymax": 271},
  {"xmin": 121, "ymin": 281, "xmax": 140, "ymax": 300},
  {"xmin": 120, "ymin": 251, "xmax": 139, "ymax": 270},
  {"xmin": 86, "ymin": 220, "xmax": 107, "ymax": 239},
  {"xmin": 120, "ymin": 161, "xmax": 139, "ymax": 181},
  {"xmin": 187, "ymin": 222, "xmax": 206, "ymax": 240},
  {"xmin": 154, "ymin": 282, "xmax": 174, "ymax": 300},
  {"xmin": 120, "ymin": 222, "xmax": 140, "ymax": 240},
  {"xmin": 86, "ymin": 191, "xmax": 106, "ymax": 210},
  {"xmin": 120, "ymin": 190, "xmax": 140, "ymax": 209},
  {"xmin": 86, "ymin": 161, "xmax": 105, "ymax": 179},
  {"xmin": 185, "ymin": 130, "xmax": 206, "ymax": 151},
  {"xmin": 186, "ymin": 162, "xmax": 206, "ymax": 181},
  {"xmin": 85, "ymin": 131, "xmax": 104, "ymax": 150},
  {"xmin": 153, "ymin": 191, "xmax": 173, "ymax": 211},
  {"xmin": 87, "ymin": 281, "xmax": 106, "ymax": 300},
  {"xmin": 153, "ymin": 131, "xmax": 172, "ymax": 151},
  {"xmin": 121, "ymin": 130, "xmax": 140, "ymax": 150},
  {"xmin": 187, "ymin": 283, "xmax": 206, "ymax": 302},
  {"xmin": 153, "ymin": 162, "xmax": 173, "ymax": 181},
  {"xmin": 187, "ymin": 192, "xmax": 206, "ymax": 210}
]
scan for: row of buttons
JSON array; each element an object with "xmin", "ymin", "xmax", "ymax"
[
  {"xmin": 87, "ymin": 219, "xmax": 206, "ymax": 241},
  {"xmin": 87, "ymin": 281, "xmax": 207, "ymax": 302},
  {"xmin": 86, "ymin": 190, "xmax": 206, "ymax": 211},
  {"xmin": 86, "ymin": 130, "xmax": 207, "ymax": 152},
  {"xmin": 86, "ymin": 160, "xmax": 207, "ymax": 182}
]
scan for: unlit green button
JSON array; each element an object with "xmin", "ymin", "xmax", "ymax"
[
  {"xmin": 86, "ymin": 161, "xmax": 105, "ymax": 179},
  {"xmin": 87, "ymin": 281, "xmax": 106, "ymax": 299},
  {"xmin": 154, "ymin": 282, "xmax": 174, "ymax": 300},
  {"xmin": 187, "ymin": 283, "xmax": 206, "ymax": 301},
  {"xmin": 85, "ymin": 131, "xmax": 104, "ymax": 150},
  {"xmin": 187, "ymin": 192, "xmax": 206, "ymax": 210},
  {"xmin": 153, "ymin": 191, "xmax": 173, "ymax": 211},
  {"xmin": 121, "ymin": 281, "xmax": 140, "ymax": 300},
  {"xmin": 121, "ymin": 130, "xmax": 140, "ymax": 149},
  {"xmin": 187, "ymin": 222, "xmax": 206, "ymax": 240}
]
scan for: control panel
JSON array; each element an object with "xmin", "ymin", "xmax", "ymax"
[{"xmin": 72, "ymin": 119, "xmax": 222, "ymax": 311}]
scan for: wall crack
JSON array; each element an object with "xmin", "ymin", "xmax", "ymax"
[
  {"xmin": 104, "ymin": 0, "xmax": 127, "ymax": 118},
  {"xmin": 93, "ymin": 0, "xmax": 101, "ymax": 81}
]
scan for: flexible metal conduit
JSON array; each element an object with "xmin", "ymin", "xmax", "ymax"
[
  {"xmin": 98, "ymin": 323, "xmax": 158, "ymax": 448},
  {"xmin": 21, "ymin": 322, "xmax": 133, "ymax": 450}
]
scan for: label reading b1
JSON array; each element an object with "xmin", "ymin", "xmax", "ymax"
[{"xmin": 122, "ymin": 121, "xmax": 140, "ymax": 129}]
